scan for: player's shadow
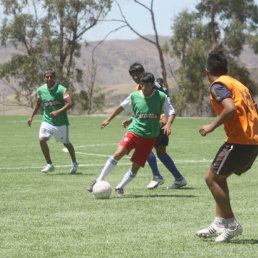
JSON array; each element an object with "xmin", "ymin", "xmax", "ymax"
[
  {"xmin": 204, "ymin": 238, "xmax": 258, "ymax": 244},
  {"xmin": 230, "ymin": 239, "xmax": 258, "ymax": 244},
  {"xmin": 123, "ymin": 194, "xmax": 196, "ymax": 199},
  {"xmin": 46, "ymin": 172, "xmax": 95, "ymax": 176}
]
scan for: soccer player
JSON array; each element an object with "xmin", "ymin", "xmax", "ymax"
[
  {"xmin": 87, "ymin": 72, "xmax": 175, "ymax": 197},
  {"xmin": 196, "ymin": 50, "xmax": 258, "ymax": 243},
  {"xmin": 125, "ymin": 63, "xmax": 187, "ymax": 189},
  {"xmin": 27, "ymin": 69, "xmax": 79, "ymax": 174}
]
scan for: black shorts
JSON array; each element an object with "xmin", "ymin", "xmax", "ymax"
[
  {"xmin": 155, "ymin": 124, "xmax": 169, "ymax": 147},
  {"xmin": 211, "ymin": 142, "xmax": 258, "ymax": 176}
]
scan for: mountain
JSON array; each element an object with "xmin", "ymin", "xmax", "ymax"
[{"xmin": 0, "ymin": 36, "xmax": 258, "ymax": 114}]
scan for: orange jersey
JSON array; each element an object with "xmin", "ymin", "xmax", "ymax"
[{"xmin": 210, "ymin": 75, "xmax": 258, "ymax": 145}]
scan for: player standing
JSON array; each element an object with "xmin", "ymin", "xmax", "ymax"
[
  {"xmin": 196, "ymin": 50, "xmax": 258, "ymax": 242},
  {"xmin": 27, "ymin": 69, "xmax": 79, "ymax": 174}
]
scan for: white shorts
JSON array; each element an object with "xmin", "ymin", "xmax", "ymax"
[{"xmin": 39, "ymin": 122, "xmax": 70, "ymax": 144}]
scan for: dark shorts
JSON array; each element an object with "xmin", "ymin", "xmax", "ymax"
[
  {"xmin": 211, "ymin": 142, "xmax": 258, "ymax": 176},
  {"xmin": 155, "ymin": 124, "xmax": 169, "ymax": 147}
]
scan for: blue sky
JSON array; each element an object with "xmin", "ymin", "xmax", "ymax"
[{"xmin": 86, "ymin": 0, "xmax": 199, "ymax": 41}]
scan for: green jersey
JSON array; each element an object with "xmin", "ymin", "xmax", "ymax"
[
  {"xmin": 37, "ymin": 83, "xmax": 69, "ymax": 126},
  {"xmin": 127, "ymin": 90, "xmax": 167, "ymax": 138}
]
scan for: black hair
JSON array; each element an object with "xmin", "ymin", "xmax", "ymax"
[
  {"xmin": 206, "ymin": 50, "xmax": 228, "ymax": 76},
  {"xmin": 140, "ymin": 72, "xmax": 155, "ymax": 84},
  {"xmin": 128, "ymin": 62, "xmax": 144, "ymax": 75},
  {"xmin": 44, "ymin": 69, "xmax": 56, "ymax": 77},
  {"xmin": 156, "ymin": 77, "xmax": 163, "ymax": 85}
]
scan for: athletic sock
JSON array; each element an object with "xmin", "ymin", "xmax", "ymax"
[
  {"xmin": 214, "ymin": 216, "xmax": 226, "ymax": 226},
  {"xmin": 147, "ymin": 152, "xmax": 162, "ymax": 178},
  {"xmin": 116, "ymin": 170, "xmax": 136, "ymax": 189},
  {"xmin": 159, "ymin": 153, "xmax": 182, "ymax": 180},
  {"xmin": 47, "ymin": 160, "xmax": 53, "ymax": 165},
  {"xmin": 97, "ymin": 156, "xmax": 118, "ymax": 181}
]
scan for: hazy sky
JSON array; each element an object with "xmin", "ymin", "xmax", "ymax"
[{"xmin": 86, "ymin": 0, "xmax": 199, "ymax": 41}]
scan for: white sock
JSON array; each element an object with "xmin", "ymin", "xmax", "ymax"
[
  {"xmin": 97, "ymin": 156, "xmax": 118, "ymax": 181},
  {"xmin": 214, "ymin": 217, "xmax": 226, "ymax": 227},
  {"xmin": 116, "ymin": 170, "xmax": 136, "ymax": 189}
]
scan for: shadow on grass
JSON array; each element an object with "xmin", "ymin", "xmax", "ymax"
[
  {"xmin": 202, "ymin": 238, "xmax": 258, "ymax": 244},
  {"xmin": 45, "ymin": 172, "xmax": 95, "ymax": 176},
  {"xmin": 230, "ymin": 239, "xmax": 258, "ymax": 244},
  {"xmin": 122, "ymin": 194, "xmax": 196, "ymax": 199}
]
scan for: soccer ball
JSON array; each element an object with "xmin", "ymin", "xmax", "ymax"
[{"xmin": 93, "ymin": 181, "xmax": 112, "ymax": 199}]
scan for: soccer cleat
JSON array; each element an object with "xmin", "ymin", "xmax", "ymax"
[
  {"xmin": 70, "ymin": 161, "xmax": 79, "ymax": 174},
  {"xmin": 167, "ymin": 177, "xmax": 187, "ymax": 189},
  {"xmin": 87, "ymin": 180, "xmax": 97, "ymax": 192},
  {"xmin": 215, "ymin": 224, "xmax": 243, "ymax": 243},
  {"xmin": 41, "ymin": 164, "xmax": 55, "ymax": 173},
  {"xmin": 115, "ymin": 188, "xmax": 124, "ymax": 197},
  {"xmin": 147, "ymin": 176, "xmax": 164, "ymax": 189},
  {"xmin": 196, "ymin": 222, "xmax": 225, "ymax": 238}
]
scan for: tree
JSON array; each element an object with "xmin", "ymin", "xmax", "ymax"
[
  {"xmin": 170, "ymin": 0, "xmax": 258, "ymax": 116},
  {"xmin": 0, "ymin": 0, "xmax": 112, "ymax": 112},
  {"xmin": 113, "ymin": 0, "xmax": 170, "ymax": 93}
]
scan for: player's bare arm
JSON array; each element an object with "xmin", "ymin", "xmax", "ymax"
[
  {"xmin": 122, "ymin": 117, "xmax": 132, "ymax": 128},
  {"xmin": 101, "ymin": 105, "xmax": 124, "ymax": 129},
  {"xmin": 199, "ymin": 98, "xmax": 236, "ymax": 136},
  {"xmin": 27, "ymin": 98, "xmax": 42, "ymax": 127},
  {"xmin": 162, "ymin": 114, "xmax": 175, "ymax": 135},
  {"xmin": 50, "ymin": 96, "xmax": 73, "ymax": 117}
]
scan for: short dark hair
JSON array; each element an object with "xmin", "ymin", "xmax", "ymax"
[
  {"xmin": 206, "ymin": 50, "xmax": 228, "ymax": 76},
  {"xmin": 44, "ymin": 69, "xmax": 56, "ymax": 77},
  {"xmin": 140, "ymin": 72, "xmax": 155, "ymax": 84},
  {"xmin": 129, "ymin": 63, "xmax": 144, "ymax": 75},
  {"xmin": 156, "ymin": 77, "xmax": 163, "ymax": 85}
]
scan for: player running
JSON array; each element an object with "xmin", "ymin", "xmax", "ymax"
[
  {"xmin": 196, "ymin": 50, "xmax": 258, "ymax": 243},
  {"xmin": 27, "ymin": 69, "xmax": 79, "ymax": 174},
  {"xmin": 87, "ymin": 72, "xmax": 176, "ymax": 197},
  {"xmin": 125, "ymin": 63, "xmax": 187, "ymax": 189}
]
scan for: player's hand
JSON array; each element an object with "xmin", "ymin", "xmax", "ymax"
[
  {"xmin": 101, "ymin": 119, "xmax": 110, "ymax": 129},
  {"xmin": 27, "ymin": 118, "xmax": 32, "ymax": 127},
  {"xmin": 50, "ymin": 111, "xmax": 59, "ymax": 117},
  {"xmin": 161, "ymin": 124, "xmax": 171, "ymax": 136},
  {"xmin": 199, "ymin": 124, "xmax": 214, "ymax": 136},
  {"xmin": 122, "ymin": 119, "xmax": 132, "ymax": 128}
]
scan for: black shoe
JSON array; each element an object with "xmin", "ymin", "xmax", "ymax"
[{"xmin": 87, "ymin": 180, "xmax": 96, "ymax": 192}]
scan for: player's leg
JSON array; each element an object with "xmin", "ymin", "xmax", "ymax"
[
  {"xmin": 115, "ymin": 162, "xmax": 141, "ymax": 197},
  {"xmin": 39, "ymin": 122, "xmax": 55, "ymax": 172},
  {"xmin": 55, "ymin": 125, "xmax": 79, "ymax": 174},
  {"xmin": 115, "ymin": 135, "xmax": 156, "ymax": 196},
  {"xmin": 146, "ymin": 152, "xmax": 164, "ymax": 189},
  {"xmin": 87, "ymin": 145, "xmax": 128, "ymax": 192},
  {"xmin": 195, "ymin": 143, "xmax": 257, "ymax": 242},
  {"xmin": 155, "ymin": 143, "xmax": 186, "ymax": 189}
]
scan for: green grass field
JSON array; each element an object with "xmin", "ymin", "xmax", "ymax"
[{"xmin": 0, "ymin": 115, "xmax": 257, "ymax": 258}]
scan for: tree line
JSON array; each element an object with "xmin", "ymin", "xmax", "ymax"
[{"xmin": 0, "ymin": 0, "xmax": 257, "ymax": 116}]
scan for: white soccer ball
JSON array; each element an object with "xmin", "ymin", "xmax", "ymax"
[{"xmin": 93, "ymin": 181, "xmax": 112, "ymax": 199}]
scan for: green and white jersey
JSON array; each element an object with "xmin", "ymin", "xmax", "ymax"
[
  {"xmin": 120, "ymin": 90, "xmax": 168, "ymax": 138},
  {"xmin": 37, "ymin": 83, "xmax": 69, "ymax": 126}
]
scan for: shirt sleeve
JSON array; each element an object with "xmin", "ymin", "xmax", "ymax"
[
  {"xmin": 63, "ymin": 89, "xmax": 70, "ymax": 99},
  {"xmin": 120, "ymin": 95, "xmax": 133, "ymax": 113},
  {"xmin": 211, "ymin": 83, "xmax": 232, "ymax": 103},
  {"xmin": 163, "ymin": 96, "xmax": 176, "ymax": 117}
]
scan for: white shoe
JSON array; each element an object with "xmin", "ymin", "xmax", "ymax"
[
  {"xmin": 70, "ymin": 161, "xmax": 79, "ymax": 174},
  {"xmin": 147, "ymin": 176, "xmax": 164, "ymax": 189},
  {"xmin": 167, "ymin": 177, "xmax": 187, "ymax": 189},
  {"xmin": 215, "ymin": 224, "xmax": 243, "ymax": 243},
  {"xmin": 196, "ymin": 222, "xmax": 225, "ymax": 238},
  {"xmin": 41, "ymin": 164, "xmax": 55, "ymax": 173}
]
